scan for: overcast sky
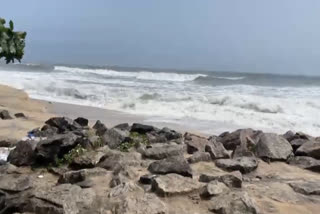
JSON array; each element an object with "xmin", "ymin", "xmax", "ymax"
[{"xmin": 1, "ymin": 0, "xmax": 320, "ymax": 75}]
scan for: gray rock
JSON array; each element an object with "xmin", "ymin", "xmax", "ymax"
[
  {"xmin": 0, "ymin": 174, "xmax": 32, "ymax": 192},
  {"xmin": 199, "ymin": 171, "xmax": 243, "ymax": 188},
  {"xmin": 205, "ymin": 138, "xmax": 229, "ymax": 159},
  {"xmin": 187, "ymin": 152, "xmax": 212, "ymax": 164},
  {"xmin": 148, "ymin": 156, "xmax": 193, "ymax": 177},
  {"xmin": 215, "ymin": 157, "xmax": 258, "ymax": 174},
  {"xmin": 139, "ymin": 174, "xmax": 157, "ymax": 185},
  {"xmin": 219, "ymin": 129, "xmax": 258, "ymax": 150},
  {"xmin": 288, "ymin": 156, "xmax": 320, "ymax": 172},
  {"xmin": 92, "ymin": 120, "xmax": 108, "ymax": 136},
  {"xmin": 58, "ymin": 167, "xmax": 108, "ymax": 184},
  {"xmin": 256, "ymin": 133, "xmax": 293, "ymax": 161},
  {"xmin": 8, "ymin": 141, "xmax": 36, "ymax": 166},
  {"xmin": 158, "ymin": 127, "xmax": 182, "ymax": 142},
  {"xmin": 35, "ymin": 132, "xmax": 79, "ymax": 163},
  {"xmin": 29, "ymin": 184, "xmax": 96, "ymax": 214},
  {"xmin": 0, "ymin": 110, "xmax": 12, "ymax": 120},
  {"xmin": 295, "ymin": 140, "xmax": 320, "ymax": 159},
  {"xmin": 0, "ymin": 139, "xmax": 16, "ymax": 147},
  {"xmin": 151, "ymin": 173, "xmax": 204, "ymax": 196},
  {"xmin": 184, "ymin": 133, "xmax": 208, "ymax": 154},
  {"xmin": 289, "ymin": 181, "xmax": 320, "ymax": 195},
  {"xmin": 101, "ymin": 128, "xmax": 129, "ymax": 149},
  {"xmin": 131, "ymin": 123, "xmax": 156, "ymax": 134},
  {"xmin": 142, "ymin": 143, "xmax": 184, "ymax": 160},
  {"xmin": 114, "ymin": 123, "xmax": 130, "ymax": 131},
  {"xmin": 71, "ymin": 150, "xmax": 105, "ymax": 169},
  {"xmin": 208, "ymin": 191, "xmax": 259, "ymax": 214},
  {"xmin": 200, "ymin": 180, "xmax": 229, "ymax": 198},
  {"xmin": 290, "ymin": 138, "xmax": 308, "ymax": 151}
]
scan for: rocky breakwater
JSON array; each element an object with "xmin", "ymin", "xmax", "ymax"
[{"xmin": 0, "ymin": 116, "xmax": 320, "ymax": 213}]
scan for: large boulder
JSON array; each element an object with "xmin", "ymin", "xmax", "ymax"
[
  {"xmin": 0, "ymin": 174, "xmax": 32, "ymax": 192},
  {"xmin": 187, "ymin": 152, "xmax": 211, "ymax": 164},
  {"xmin": 255, "ymin": 133, "xmax": 293, "ymax": 161},
  {"xmin": 200, "ymin": 180, "xmax": 229, "ymax": 198},
  {"xmin": 58, "ymin": 167, "xmax": 107, "ymax": 184},
  {"xmin": 148, "ymin": 156, "xmax": 193, "ymax": 177},
  {"xmin": 208, "ymin": 191, "xmax": 259, "ymax": 214},
  {"xmin": 35, "ymin": 132, "xmax": 79, "ymax": 163},
  {"xmin": 205, "ymin": 138, "xmax": 229, "ymax": 159},
  {"xmin": 215, "ymin": 157, "xmax": 259, "ymax": 174},
  {"xmin": 142, "ymin": 143, "xmax": 184, "ymax": 160},
  {"xmin": 288, "ymin": 156, "xmax": 320, "ymax": 172},
  {"xmin": 219, "ymin": 129, "xmax": 259, "ymax": 150},
  {"xmin": 131, "ymin": 123, "xmax": 156, "ymax": 134},
  {"xmin": 151, "ymin": 173, "xmax": 204, "ymax": 196},
  {"xmin": 92, "ymin": 120, "xmax": 108, "ymax": 136},
  {"xmin": 184, "ymin": 133, "xmax": 208, "ymax": 154},
  {"xmin": 199, "ymin": 171, "xmax": 243, "ymax": 188},
  {"xmin": 289, "ymin": 181, "xmax": 320, "ymax": 196},
  {"xmin": 7, "ymin": 141, "xmax": 36, "ymax": 166},
  {"xmin": 158, "ymin": 127, "xmax": 182, "ymax": 142},
  {"xmin": 45, "ymin": 117, "xmax": 81, "ymax": 133},
  {"xmin": 71, "ymin": 149, "xmax": 106, "ymax": 169},
  {"xmin": 0, "ymin": 110, "xmax": 12, "ymax": 120},
  {"xmin": 295, "ymin": 140, "xmax": 320, "ymax": 159},
  {"xmin": 101, "ymin": 128, "xmax": 129, "ymax": 149}
]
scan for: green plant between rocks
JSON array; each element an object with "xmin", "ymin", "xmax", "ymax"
[
  {"xmin": 53, "ymin": 144, "xmax": 87, "ymax": 167},
  {"xmin": 118, "ymin": 132, "xmax": 150, "ymax": 152}
]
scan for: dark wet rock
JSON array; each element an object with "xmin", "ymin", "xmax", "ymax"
[
  {"xmin": 29, "ymin": 125, "xmax": 58, "ymax": 138},
  {"xmin": 289, "ymin": 181, "xmax": 320, "ymax": 195},
  {"xmin": 71, "ymin": 150, "xmax": 106, "ymax": 169},
  {"xmin": 45, "ymin": 117, "xmax": 81, "ymax": 133},
  {"xmin": 208, "ymin": 191, "xmax": 259, "ymax": 214},
  {"xmin": 205, "ymin": 138, "xmax": 229, "ymax": 159},
  {"xmin": 288, "ymin": 156, "xmax": 320, "ymax": 172},
  {"xmin": 295, "ymin": 140, "xmax": 320, "ymax": 159},
  {"xmin": 151, "ymin": 173, "xmax": 204, "ymax": 197},
  {"xmin": 199, "ymin": 171, "xmax": 242, "ymax": 188},
  {"xmin": 35, "ymin": 132, "xmax": 79, "ymax": 163},
  {"xmin": 0, "ymin": 174, "xmax": 32, "ymax": 192},
  {"xmin": 200, "ymin": 180, "xmax": 229, "ymax": 198},
  {"xmin": 0, "ymin": 139, "xmax": 17, "ymax": 147},
  {"xmin": 158, "ymin": 127, "xmax": 182, "ymax": 142},
  {"xmin": 75, "ymin": 133, "xmax": 100, "ymax": 150},
  {"xmin": 74, "ymin": 117, "xmax": 89, "ymax": 127},
  {"xmin": 219, "ymin": 128, "xmax": 258, "ymax": 151},
  {"xmin": 148, "ymin": 156, "xmax": 193, "ymax": 177},
  {"xmin": 187, "ymin": 152, "xmax": 211, "ymax": 164},
  {"xmin": 282, "ymin": 130, "xmax": 296, "ymax": 142},
  {"xmin": 114, "ymin": 123, "xmax": 130, "ymax": 131},
  {"xmin": 142, "ymin": 143, "xmax": 184, "ymax": 160},
  {"xmin": 139, "ymin": 174, "xmax": 157, "ymax": 185},
  {"xmin": 184, "ymin": 133, "xmax": 209, "ymax": 154},
  {"xmin": 101, "ymin": 128, "xmax": 129, "ymax": 149},
  {"xmin": 145, "ymin": 131, "xmax": 167, "ymax": 144},
  {"xmin": 215, "ymin": 157, "xmax": 259, "ymax": 174},
  {"xmin": 14, "ymin": 112, "xmax": 26, "ymax": 118},
  {"xmin": 7, "ymin": 141, "xmax": 36, "ymax": 166},
  {"xmin": 29, "ymin": 184, "xmax": 96, "ymax": 214},
  {"xmin": 255, "ymin": 133, "xmax": 293, "ymax": 161},
  {"xmin": 0, "ymin": 110, "xmax": 12, "ymax": 120},
  {"xmin": 131, "ymin": 123, "xmax": 156, "ymax": 134},
  {"xmin": 92, "ymin": 120, "xmax": 108, "ymax": 136},
  {"xmin": 0, "ymin": 160, "xmax": 6, "ymax": 166}
]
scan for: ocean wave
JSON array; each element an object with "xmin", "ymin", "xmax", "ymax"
[{"xmin": 54, "ymin": 66, "xmax": 206, "ymax": 82}]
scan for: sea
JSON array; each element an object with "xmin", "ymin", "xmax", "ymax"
[{"xmin": 0, "ymin": 63, "xmax": 320, "ymax": 136}]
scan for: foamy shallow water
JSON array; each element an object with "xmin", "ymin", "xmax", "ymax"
[{"xmin": 1, "ymin": 64, "xmax": 320, "ymax": 136}]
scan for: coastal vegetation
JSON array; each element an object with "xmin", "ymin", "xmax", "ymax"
[{"xmin": 0, "ymin": 18, "xmax": 26, "ymax": 63}]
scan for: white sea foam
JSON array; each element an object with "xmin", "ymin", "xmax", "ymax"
[{"xmin": 1, "ymin": 65, "xmax": 320, "ymax": 136}]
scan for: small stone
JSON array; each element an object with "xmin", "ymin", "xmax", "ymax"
[
  {"xmin": 187, "ymin": 152, "xmax": 211, "ymax": 164},
  {"xmin": 139, "ymin": 174, "xmax": 157, "ymax": 185},
  {"xmin": 215, "ymin": 157, "xmax": 258, "ymax": 174},
  {"xmin": 200, "ymin": 180, "xmax": 229, "ymax": 198},
  {"xmin": 74, "ymin": 117, "xmax": 89, "ymax": 127},
  {"xmin": 0, "ymin": 110, "xmax": 12, "ymax": 120},
  {"xmin": 14, "ymin": 112, "xmax": 26, "ymax": 118}
]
